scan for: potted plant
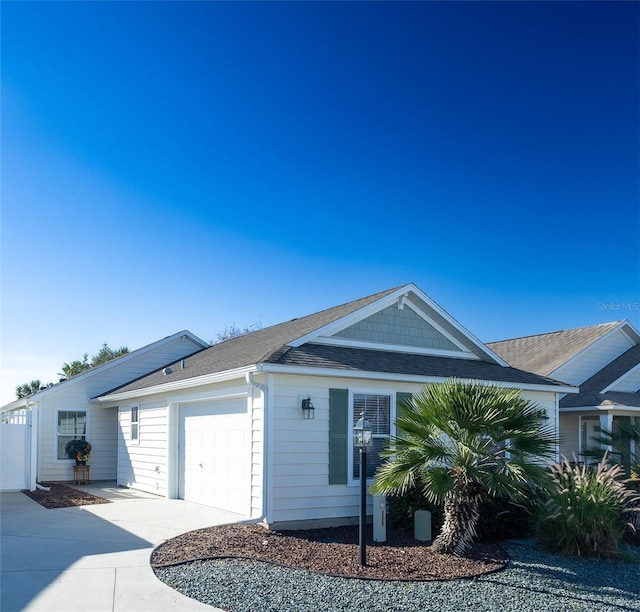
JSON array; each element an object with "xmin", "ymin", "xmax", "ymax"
[{"xmin": 65, "ymin": 439, "xmax": 92, "ymax": 465}]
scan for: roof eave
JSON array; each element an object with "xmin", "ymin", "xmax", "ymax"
[
  {"xmin": 258, "ymin": 363, "xmax": 577, "ymax": 393},
  {"xmin": 93, "ymin": 365, "xmax": 258, "ymax": 403}
]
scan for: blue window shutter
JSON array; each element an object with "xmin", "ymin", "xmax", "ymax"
[{"xmin": 329, "ymin": 388, "xmax": 348, "ymax": 485}]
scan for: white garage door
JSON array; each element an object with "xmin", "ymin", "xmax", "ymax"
[{"xmin": 178, "ymin": 398, "xmax": 249, "ymax": 515}]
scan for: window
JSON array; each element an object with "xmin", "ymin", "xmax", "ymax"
[
  {"xmin": 131, "ymin": 406, "xmax": 139, "ymax": 441},
  {"xmin": 580, "ymin": 417, "xmax": 600, "ymax": 463},
  {"xmin": 57, "ymin": 411, "xmax": 87, "ymax": 460},
  {"xmin": 352, "ymin": 393, "xmax": 392, "ymax": 480}
]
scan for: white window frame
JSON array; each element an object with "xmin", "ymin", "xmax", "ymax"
[
  {"xmin": 347, "ymin": 388, "xmax": 396, "ymax": 486},
  {"xmin": 130, "ymin": 405, "xmax": 139, "ymax": 443},
  {"xmin": 55, "ymin": 409, "xmax": 88, "ymax": 461},
  {"xmin": 579, "ymin": 415, "xmax": 601, "ymax": 464}
]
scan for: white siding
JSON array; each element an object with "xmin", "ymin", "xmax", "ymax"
[
  {"xmin": 34, "ymin": 335, "xmax": 202, "ymax": 483},
  {"xmin": 38, "ymin": 393, "xmax": 118, "ymax": 482},
  {"xmin": 249, "ymin": 388, "xmax": 264, "ymax": 519},
  {"xmin": 118, "ymin": 401, "xmax": 168, "ymax": 495},
  {"xmin": 269, "ymin": 374, "xmax": 562, "ymax": 527},
  {"xmin": 551, "ymin": 329, "xmax": 634, "ymax": 386},
  {"xmin": 113, "ymin": 379, "xmax": 256, "ymax": 512}
]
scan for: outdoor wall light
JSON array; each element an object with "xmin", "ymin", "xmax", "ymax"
[{"xmin": 301, "ymin": 396, "xmax": 315, "ymax": 419}]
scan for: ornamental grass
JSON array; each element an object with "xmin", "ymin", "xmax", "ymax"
[{"xmin": 536, "ymin": 456, "xmax": 640, "ymax": 559}]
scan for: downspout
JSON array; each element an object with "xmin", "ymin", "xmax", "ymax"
[
  {"xmin": 26, "ymin": 401, "xmax": 37, "ymax": 491},
  {"xmin": 555, "ymin": 393, "xmax": 561, "ymax": 464},
  {"xmin": 245, "ymin": 371, "xmax": 269, "ymax": 524}
]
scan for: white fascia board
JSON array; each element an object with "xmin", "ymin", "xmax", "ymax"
[
  {"xmin": 288, "ymin": 285, "xmax": 413, "ymax": 348},
  {"xmin": 560, "ymin": 404, "xmax": 640, "ymax": 413},
  {"xmin": 601, "ymin": 362, "xmax": 640, "ymax": 393},
  {"xmin": 258, "ymin": 363, "xmax": 577, "ymax": 394},
  {"xmin": 309, "ymin": 337, "xmax": 480, "ymax": 359},
  {"xmin": 559, "ymin": 406, "xmax": 601, "ymax": 413},
  {"xmin": 619, "ymin": 319, "xmax": 640, "ymax": 344},
  {"xmin": 405, "ymin": 284, "xmax": 510, "ymax": 367},
  {"xmin": 287, "ymin": 283, "xmax": 507, "ymax": 366},
  {"xmin": 402, "ymin": 299, "xmax": 470, "ymax": 352},
  {"xmin": 598, "ymin": 405, "xmax": 640, "ymax": 413},
  {"xmin": 93, "ymin": 365, "xmax": 257, "ymax": 404},
  {"xmin": 548, "ymin": 321, "xmax": 634, "ymax": 380},
  {"xmin": 0, "ymin": 398, "xmax": 28, "ymax": 412}
]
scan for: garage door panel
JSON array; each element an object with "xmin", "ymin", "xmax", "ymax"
[{"xmin": 178, "ymin": 398, "xmax": 249, "ymax": 515}]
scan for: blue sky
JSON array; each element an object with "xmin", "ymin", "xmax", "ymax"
[{"xmin": 1, "ymin": 1, "xmax": 638, "ymax": 404}]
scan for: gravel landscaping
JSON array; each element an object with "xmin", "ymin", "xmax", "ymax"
[{"xmin": 153, "ymin": 526, "xmax": 640, "ymax": 612}]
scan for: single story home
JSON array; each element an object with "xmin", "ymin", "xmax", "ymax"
[
  {"xmin": 0, "ymin": 331, "xmax": 208, "ymax": 490},
  {"xmin": 88, "ymin": 283, "xmax": 572, "ymax": 529},
  {"xmin": 488, "ymin": 320, "xmax": 640, "ymax": 471}
]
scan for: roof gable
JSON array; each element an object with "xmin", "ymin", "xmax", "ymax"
[
  {"xmin": 331, "ymin": 304, "xmax": 460, "ymax": 352},
  {"xmin": 603, "ymin": 362, "xmax": 640, "ymax": 393},
  {"xmin": 1, "ymin": 330, "xmax": 208, "ymax": 410},
  {"xmin": 289, "ymin": 284, "xmax": 504, "ymax": 363},
  {"xmin": 97, "ymin": 284, "xmax": 525, "ymax": 400},
  {"xmin": 560, "ymin": 344, "xmax": 640, "ymax": 409},
  {"xmin": 488, "ymin": 321, "xmax": 637, "ymax": 380}
]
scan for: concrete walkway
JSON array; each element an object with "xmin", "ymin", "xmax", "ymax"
[{"xmin": 0, "ymin": 484, "xmax": 243, "ymax": 611}]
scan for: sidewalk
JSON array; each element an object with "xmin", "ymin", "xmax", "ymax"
[{"xmin": 0, "ymin": 484, "xmax": 242, "ymax": 611}]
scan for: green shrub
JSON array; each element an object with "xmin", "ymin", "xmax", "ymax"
[
  {"xmin": 387, "ymin": 488, "xmax": 537, "ymax": 542},
  {"xmin": 387, "ymin": 488, "xmax": 444, "ymax": 535},
  {"xmin": 536, "ymin": 456, "xmax": 639, "ymax": 559},
  {"xmin": 475, "ymin": 494, "xmax": 539, "ymax": 541}
]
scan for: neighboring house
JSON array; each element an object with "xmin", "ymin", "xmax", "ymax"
[
  {"xmin": 93, "ymin": 283, "xmax": 572, "ymax": 529},
  {"xmin": 488, "ymin": 320, "xmax": 640, "ymax": 469},
  {"xmin": 0, "ymin": 331, "xmax": 208, "ymax": 489}
]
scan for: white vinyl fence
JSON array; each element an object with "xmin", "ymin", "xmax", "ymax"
[{"xmin": 1, "ymin": 410, "xmax": 32, "ymax": 491}]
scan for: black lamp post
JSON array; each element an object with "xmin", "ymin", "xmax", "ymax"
[{"xmin": 353, "ymin": 411, "xmax": 372, "ymax": 566}]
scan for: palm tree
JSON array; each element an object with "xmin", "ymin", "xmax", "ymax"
[
  {"xmin": 15, "ymin": 380, "xmax": 43, "ymax": 399},
  {"xmin": 59, "ymin": 354, "xmax": 90, "ymax": 379},
  {"xmin": 371, "ymin": 379, "xmax": 557, "ymax": 556},
  {"xmin": 90, "ymin": 343, "xmax": 129, "ymax": 367},
  {"xmin": 585, "ymin": 418, "xmax": 640, "ymax": 478}
]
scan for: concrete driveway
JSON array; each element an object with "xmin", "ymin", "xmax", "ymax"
[{"xmin": 0, "ymin": 484, "xmax": 243, "ymax": 611}]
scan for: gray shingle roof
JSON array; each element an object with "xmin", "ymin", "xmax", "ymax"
[
  {"xmin": 271, "ymin": 344, "xmax": 567, "ymax": 387},
  {"xmin": 560, "ymin": 345, "xmax": 640, "ymax": 409},
  {"xmin": 487, "ymin": 321, "xmax": 625, "ymax": 377},
  {"xmin": 97, "ymin": 286, "xmax": 404, "ymax": 396},
  {"xmin": 97, "ymin": 285, "xmax": 572, "ymax": 399}
]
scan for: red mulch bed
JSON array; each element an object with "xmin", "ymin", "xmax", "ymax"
[
  {"xmin": 22, "ymin": 483, "xmax": 111, "ymax": 509},
  {"xmin": 151, "ymin": 523, "xmax": 508, "ymax": 581}
]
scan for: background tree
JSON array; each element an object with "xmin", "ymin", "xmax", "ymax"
[
  {"xmin": 15, "ymin": 342, "xmax": 130, "ymax": 398},
  {"xmin": 372, "ymin": 379, "xmax": 557, "ymax": 556},
  {"xmin": 90, "ymin": 343, "xmax": 129, "ymax": 367},
  {"xmin": 15, "ymin": 380, "xmax": 43, "ymax": 399},
  {"xmin": 59, "ymin": 354, "xmax": 90, "ymax": 379},
  {"xmin": 213, "ymin": 322, "xmax": 262, "ymax": 344}
]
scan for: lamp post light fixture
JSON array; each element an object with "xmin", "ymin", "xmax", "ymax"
[{"xmin": 353, "ymin": 411, "xmax": 372, "ymax": 565}]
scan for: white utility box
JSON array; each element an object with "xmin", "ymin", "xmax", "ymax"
[{"xmin": 372, "ymin": 494, "xmax": 387, "ymax": 542}]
